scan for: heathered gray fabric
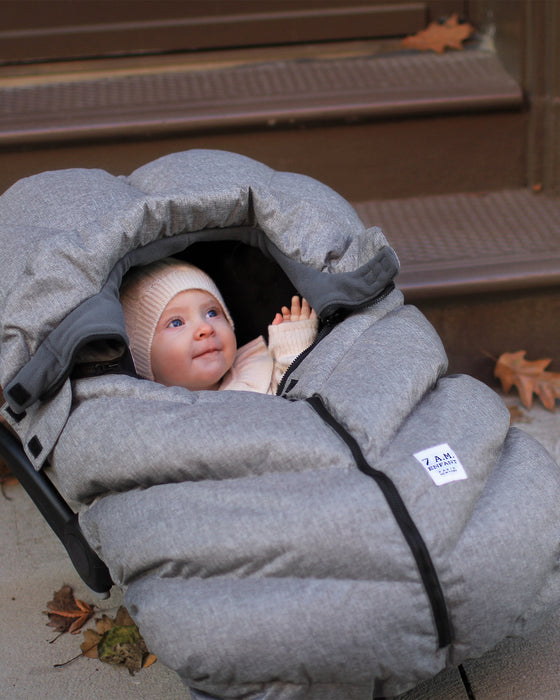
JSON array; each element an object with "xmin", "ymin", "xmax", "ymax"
[
  {"xmin": 51, "ymin": 300, "xmax": 560, "ymax": 699},
  {"xmin": 0, "ymin": 150, "xmax": 397, "ymax": 416},
  {"xmin": 1, "ymin": 150, "xmax": 559, "ymax": 699}
]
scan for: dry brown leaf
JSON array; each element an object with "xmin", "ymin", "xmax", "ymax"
[
  {"xmin": 95, "ymin": 613, "xmax": 117, "ymax": 635},
  {"xmin": 0, "ymin": 460, "xmax": 18, "ymax": 498},
  {"xmin": 49, "ymin": 596, "xmax": 156, "ymax": 673},
  {"xmin": 402, "ymin": 14, "xmax": 475, "ymax": 53},
  {"xmin": 81, "ymin": 629, "xmax": 101, "ymax": 658},
  {"xmin": 507, "ymin": 404, "xmax": 531, "ymax": 424},
  {"xmin": 46, "ymin": 585, "xmax": 94, "ymax": 635},
  {"xmin": 494, "ymin": 350, "xmax": 560, "ymax": 410},
  {"xmin": 114, "ymin": 606, "xmax": 136, "ymax": 627},
  {"xmin": 80, "ymin": 605, "xmax": 156, "ymax": 674},
  {"xmin": 0, "ymin": 386, "xmax": 20, "ymax": 496}
]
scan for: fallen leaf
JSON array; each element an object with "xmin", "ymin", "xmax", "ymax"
[
  {"xmin": 143, "ymin": 653, "xmax": 158, "ymax": 669},
  {"xmin": 98, "ymin": 624, "xmax": 148, "ymax": 674},
  {"xmin": 402, "ymin": 14, "xmax": 475, "ymax": 53},
  {"xmin": 0, "ymin": 460, "xmax": 18, "ymax": 498},
  {"xmin": 81, "ymin": 629, "xmax": 101, "ymax": 658},
  {"xmin": 507, "ymin": 404, "xmax": 531, "ymax": 424},
  {"xmin": 0, "ymin": 391, "xmax": 20, "ymax": 496},
  {"xmin": 114, "ymin": 606, "xmax": 136, "ymax": 627},
  {"xmin": 80, "ymin": 605, "xmax": 156, "ymax": 674},
  {"xmin": 45, "ymin": 585, "xmax": 94, "ymax": 635},
  {"xmin": 495, "ymin": 350, "xmax": 560, "ymax": 410}
]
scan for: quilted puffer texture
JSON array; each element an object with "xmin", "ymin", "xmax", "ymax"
[{"xmin": 0, "ymin": 151, "xmax": 559, "ymax": 699}]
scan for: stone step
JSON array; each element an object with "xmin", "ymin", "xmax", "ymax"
[
  {"xmin": 355, "ymin": 188, "xmax": 560, "ymax": 299},
  {"xmin": 0, "ymin": 44, "xmax": 524, "ymax": 199},
  {"xmin": 355, "ymin": 189, "xmax": 560, "ymax": 383},
  {"xmin": 0, "ymin": 48, "xmax": 521, "ymax": 144}
]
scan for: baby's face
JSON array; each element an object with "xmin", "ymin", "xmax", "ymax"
[{"xmin": 151, "ymin": 289, "xmax": 236, "ymax": 391}]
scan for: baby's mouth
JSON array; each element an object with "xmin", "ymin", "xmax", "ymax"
[{"xmin": 193, "ymin": 345, "xmax": 220, "ymax": 359}]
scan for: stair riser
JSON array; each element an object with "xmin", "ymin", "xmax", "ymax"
[
  {"xmin": 417, "ymin": 286, "xmax": 560, "ymax": 387},
  {"xmin": 0, "ymin": 110, "xmax": 526, "ymax": 200}
]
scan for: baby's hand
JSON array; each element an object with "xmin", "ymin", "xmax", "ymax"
[{"xmin": 272, "ymin": 296, "xmax": 316, "ymax": 325}]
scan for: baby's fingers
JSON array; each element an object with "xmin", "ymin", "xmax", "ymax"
[
  {"xmin": 300, "ymin": 298, "xmax": 311, "ymax": 319},
  {"xmin": 290, "ymin": 296, "xmax": 302, "ymax": 320},
  {"xmin": 300, "ymin": 298, "xmax": 317, "ymax": 320},
  {"xmin": 272, "ymin": 307, "xmax": 291, "ymax": 324},
  {"xmin": 273, "ymin": 297, "xmax": 316, "ymax": 324}
]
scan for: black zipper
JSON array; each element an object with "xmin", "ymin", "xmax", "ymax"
[
  {"xmin": 276, "ymin": 317, "xmax": 336, "ymax": 396},
  {"xmin": 306, "ymin": 394, "xmax": 453, "ymax": 649},
  {"xmin": 276, "ymin": 283, "xmax": 395, "ymax": 397}
]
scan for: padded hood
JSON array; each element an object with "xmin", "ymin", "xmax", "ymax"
[{"xmin": 0, "ymin": 150, "xmax": 398, "ymax": 412}]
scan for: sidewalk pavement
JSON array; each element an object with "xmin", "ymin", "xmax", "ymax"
[{"xmin": 1, "ymin": 394, "xmax": 558, "ymax": 700}]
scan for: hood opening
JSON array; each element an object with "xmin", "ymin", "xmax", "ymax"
[{"xmin": 175, "ymin": 240, "xmax": 299, "ymax": 347}]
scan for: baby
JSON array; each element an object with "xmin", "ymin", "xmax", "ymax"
[{"xmin": 120, "ymin": 258, "xmax": 318, "ymax": 394}]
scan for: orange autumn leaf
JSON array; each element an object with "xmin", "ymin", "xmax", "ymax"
[
  {"xmin": 494, "ymin": 351, "xmax": 560, "ymax": 410},
  {"xmin": 402, "ymin": 14, "xmax": 475, "ymax": 54},
  {"xmin": 45, "ymin": 584, "xmax": 94, "ymax": 635},
  {"xmin": 143, "ymin": 653, "xmax": 158, "ymax": 669}
]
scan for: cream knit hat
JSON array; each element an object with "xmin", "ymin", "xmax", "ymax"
[{"xmin": 120, "ymin": 258, "xmax": 233, "ymax": 380}]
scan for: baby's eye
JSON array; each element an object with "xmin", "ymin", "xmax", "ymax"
[
  {"xmin": 168, "ymin": 318, "xmax": 183, "ymax": 328},
  {"xmin": 206, "ymin": 308, "xmax": 219, "ymax": 318}
]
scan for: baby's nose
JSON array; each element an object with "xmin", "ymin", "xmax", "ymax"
[{"xmin": 195, "ymin": 321, "xmax": 214, "ymax": 338}]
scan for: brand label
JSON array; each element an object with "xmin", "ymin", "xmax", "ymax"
[{"xmin": 413, "ymin": 443, "xmax": 467, "ymax": 486}]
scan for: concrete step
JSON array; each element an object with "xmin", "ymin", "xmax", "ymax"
[
  {"xmin": 0, "ymin": 43, "xmax": 525, "ymax": 200},
  {"xmin": 0, "ymin": 48, "xmax": 521, "ymax": 143},
  {"xmin": 1, "ymin": 40, "xmax": 546, "ymax": 386},
  {"xmin": 355, "ymin": 189, "xmax": 560, "ymax": 299},
  {"xmin": 355, "ymin": 188, "xmax": 560, "ymax": 383}
]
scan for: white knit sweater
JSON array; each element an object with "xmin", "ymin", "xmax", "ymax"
[{"xmin": 219, "ymin": 318, "xmax": 318, "ymax": 395}]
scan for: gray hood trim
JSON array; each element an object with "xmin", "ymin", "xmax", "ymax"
[{"xmin": 4, "ymin": 226, "xmax": 399, "ymax": 411}]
